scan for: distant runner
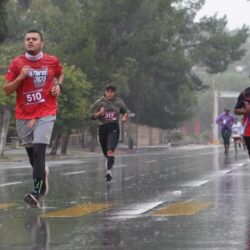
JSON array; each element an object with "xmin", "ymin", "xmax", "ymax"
[
  {"xmin": 231, "ymin": 117, "xmax": 244, "ymax": 152},
  {"xmin": 216, "ymin": 108, "xmax": 235, "ymax": 156},
  {"xmin": 90, "ymin": 84, "xmax": 128, "ymax": 181}
]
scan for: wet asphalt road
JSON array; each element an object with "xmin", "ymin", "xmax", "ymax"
[{"xmin": 1, "ymin": 145, "xmax": 250, "ymax": 250}]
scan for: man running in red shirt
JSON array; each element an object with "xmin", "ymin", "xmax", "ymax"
[
  {"xmin": 235, "ymin": 87, "xmax": 250, "ymax": 158},
  {"xmin": 3, "ymin": 30, "xmax": 63, "ymax": 208}
]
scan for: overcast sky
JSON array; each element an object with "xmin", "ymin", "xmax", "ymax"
[{"xmin": 196, "ymin": 0, "xmax": 250, "ymax": 30}]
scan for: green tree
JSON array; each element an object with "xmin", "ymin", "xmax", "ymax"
[
  {"xmin": 5, "ymin": 0, "xmax": 62, "ymax": 41},
  {"xmin": 86, "ymin": 0, "xmax": 231, "ymax": 128},
  {"xmin": 0, "ymin": 75, "xmax": 17, "ymax": 139},
  {"xmin": 100, "ymin": 0, "xmax": 247, "ymax": 128},
  {"xmin": 50, "ymin": 64, "xmax": 92, "ymax": 154},
  {"xmin": 191, "ymin": 16, "xmax": 249, "ymax": 74},
  {"xmin": 2, "ymin": 0, "xmax": 249, "ymax": 131},
  {"xmin": 0, "ymin": 0, "xmax": 8, "ymax": 43},
  {"xmin": 0, "ymin": 42, "xmax": 23, "ymax": 75}
]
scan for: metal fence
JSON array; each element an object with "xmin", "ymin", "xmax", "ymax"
[{"xmin": 0, "ymin": 105, "xmax": 10, "ymax": 156}]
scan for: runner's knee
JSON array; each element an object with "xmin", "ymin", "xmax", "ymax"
[{"xmin": 107, "ymin": 150, "xmax": 114, "ymax": 156}]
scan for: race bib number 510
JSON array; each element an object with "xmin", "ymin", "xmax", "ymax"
[{"xmin": 24, "ymin": 89, "xmax": 45, "ymax": 105}]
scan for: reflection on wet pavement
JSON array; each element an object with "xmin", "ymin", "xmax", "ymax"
[{"xmin": 1, "ymin": 146, "xmax": 250, "ymax": 249}]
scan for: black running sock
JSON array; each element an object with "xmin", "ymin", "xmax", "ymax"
[{"xmin": 107, "ymin": 156, "xmax": 114, "ymax": 170}]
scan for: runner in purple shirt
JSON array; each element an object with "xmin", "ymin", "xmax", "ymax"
[{"xmin": 216, "ymin": 108, "xmax": 235, "ymax": 156}]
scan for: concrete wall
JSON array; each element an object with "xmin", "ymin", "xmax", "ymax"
[
  {"xmin": 123, "ymin": 121, "xmax": 168, "ymax": 146},
  {"xmin": 67, "ymin": 121, "xmax": 168, "ymax": 149}
]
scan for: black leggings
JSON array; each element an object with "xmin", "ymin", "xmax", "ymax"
[
  {"xmin": 25, "ymin": 144, "xmax": 46, "ymax": 180},
  {"xmin": 221, "ymin": 128, "xmax": 231, "ymax": 145},
  {"xmin": 98, "ymin": 123, "xmax": 120, "ymax": 156}
]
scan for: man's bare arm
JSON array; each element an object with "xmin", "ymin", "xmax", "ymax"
[
  {"xmin": 3, "ymin": 66, "xmax": 30, "ymax": 96},
  {"xmin": 51, "ymin": 74, "xmax": 64, "ymax": 96}
]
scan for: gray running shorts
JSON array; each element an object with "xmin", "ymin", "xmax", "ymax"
[{"xmin": 16, "ymin": 115, "xmax": 56, "ymax": 146}]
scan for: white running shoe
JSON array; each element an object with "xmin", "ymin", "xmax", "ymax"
[{"xmin": 24, "ymin": 192, "xmax": 40, "ymax": 208}]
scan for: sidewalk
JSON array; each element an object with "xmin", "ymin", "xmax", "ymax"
[
  {"xmin": 0, "ymin": 143, "xmax": 216, "ymax": 163},
  {"xmin": 0, "ymin": 146, "xmax": 102, "ymax": 163},
  {"xmin": 0, "ymin": 144, "xmax": 138, "ymax": 163}
]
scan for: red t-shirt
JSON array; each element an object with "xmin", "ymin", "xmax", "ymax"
[
  {"xmin": 242, "ymin": 115, "xmax": 249, "ymax": 135},
  {"xmin": 234, "ymin": 88, "xmax": 250, "ymax": 136},
  {"xmin": 5, "ymin": 53, "xmax": 63, "ymax": 119}
]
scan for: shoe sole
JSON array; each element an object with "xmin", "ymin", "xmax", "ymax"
[
  {"xmin": 105, "ymin": 173, "xmax": 112, "ymax": 182},
  {"xmin": 24, "ymin": 193, "xmax": 40, "ymax": 208},
  {"xmin": 44, "ymin": 166, "xmax": 49, "ymax": 196},
  {"xmin": 40, "ymin": 166, "xmax": 49, "ymax": 197}
]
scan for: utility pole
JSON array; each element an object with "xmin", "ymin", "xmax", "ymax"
[
  {"xmin": 211, "ymin": 78, "xmax": 219, "ymax": 144},
  {"xmin": 211, "ymin": 86, "xmax": 239, "ymax": 144}
]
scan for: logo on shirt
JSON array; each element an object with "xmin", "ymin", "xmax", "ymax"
[{"xmin": 28, "ymin": 68, "xmax": 48, "ymax": 87}]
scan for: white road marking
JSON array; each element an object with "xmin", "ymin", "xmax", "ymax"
[
  {"xmin": 217, "ymin": 170, "xmax": 232, "ymax": 175},
  {"xmin": 182, "ymin": 154, "xmax": 193, "ymax": 158},
  {"xmin": 180, "ymin": 167, "xmax": 240, "ymax": 188},
  {"xmin": 145, "ymin": 160, "xmax": 157, "ymax": 164},
  {"xmin": 197, "ymin": 152, "xmax": 215, "ymax": 156},
  {"xmin": 0, "ymin": 182, "xmax": 22, "ymax": 187},
  {"xmin": 172, "ymin": 190, "xmax": 182, "ymax": 195},
  {"xmin": 0, "ymin": 159, "xmax": 90, "ymax": 170},
  {"xmin": 229, "ymin": 163, "xmax": 246, "ymax": 168},
  {"xmin": 115, "ymin": 165, "xmax": 128, "ymax": 168},
  {"xmin": 180, "ymin": 180, "xmax": 209, "ymax": 187},
  {"xmin": 62, "ymin": 171, "xmax": 86, "ymax": 176},
  {"xmin": 0, "ymin": 164, "xmax": 29, "ymax": 170},
  {"xmin": 123, "ymin": 176, "xmax": 135, "ymax": 181},
  {"xmin": 111, "ymin": 201, "xmax": 163, "ymax": 219}
]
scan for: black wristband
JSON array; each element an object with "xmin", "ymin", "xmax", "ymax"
[{"xmin": 56, "ymin": 84, "xmax": 62, "ymax": 92}]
